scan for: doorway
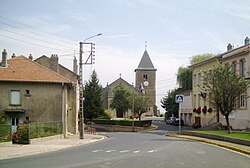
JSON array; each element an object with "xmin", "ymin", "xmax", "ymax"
[{"xmin": 11, "ymin": 117, "xmax": 19, "ymax": 133}]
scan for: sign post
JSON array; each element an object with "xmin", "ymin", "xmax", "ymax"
[{"xmin": 175, "ymin": 94, "xmax": 184, "ymax": 135}]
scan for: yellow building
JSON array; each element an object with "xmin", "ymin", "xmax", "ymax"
[{"xmin": 191, "ymin": 55, "xmax": 221, "ymax": 127}]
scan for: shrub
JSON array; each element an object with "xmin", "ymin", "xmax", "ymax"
[
  {"xmin": 92, "ymin": 119, "xmax": 152, "ymax": 127},
  {"xmin": 12, "ymin": 124, "xmax": 30, "ymax": 144}
]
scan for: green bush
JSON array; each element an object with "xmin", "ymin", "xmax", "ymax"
[
  {"xmin": 0, "ymin": 124, "xmax": 11, "ymax": 142},
  {"xmin": 92, "ymin": 119, "xmax": 152, "ymax": 127}
]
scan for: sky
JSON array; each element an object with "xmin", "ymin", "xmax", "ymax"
[{"xmin": 0, "ymin": 0, "xmax": 250, "ymax": 113}]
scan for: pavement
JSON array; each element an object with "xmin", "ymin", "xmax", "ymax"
[
  {"xmin": 167, "ymin": 134, "xmax": 250, "ymax": 156},
  {"xmin": 0, "ymin": 133, "xmax": 107, "ymax": 160}
]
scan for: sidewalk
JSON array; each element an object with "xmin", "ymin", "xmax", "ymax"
[
  {"xmin": 167, "ymin": 134, "xmax": 250, "ymax": 156},
  {"xmin": 0, "ymin": 133, "xmax": 107, "ymax": 160}
]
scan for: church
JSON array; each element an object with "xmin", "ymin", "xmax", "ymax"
[{"xmin": 102, "ymin": 48, "xmax": 157, "ymax": 118}]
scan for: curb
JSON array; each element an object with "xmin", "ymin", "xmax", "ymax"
[
  {"xmin": 166, "ymin": 134, "xmax": 250, "ymax": 156},
  {"xmin": 140, "ymin": 125, "xmax": 158, "ymax": 132}
]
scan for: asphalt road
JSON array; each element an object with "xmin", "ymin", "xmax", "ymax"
[{"xmin": 1, "ymin": 129, "xmax": 249, "ymax": 168}]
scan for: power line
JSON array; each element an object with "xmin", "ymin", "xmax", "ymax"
[
  {"xmin": 0, "ymin": 20, "xmax": 76, "ymax": 47},
  {"xmin": 0, "ymin": 27, "xmax": 77, "ymax": 50},
  {"xmin": 0, "ymin": 33, "xmax": 72, "ymax": 52}
]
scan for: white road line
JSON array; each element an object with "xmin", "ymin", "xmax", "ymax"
[
  {"xmin": 106, "ymin": 150, "xmax": 116, "ymax": 153},
  {"xmin": 147, "ymin": 150, "xmax": 157, "ymax": 153},
  {"xmin": 133, "ymin": 150, "xmax": 140, "ymax": 153},
  {"xmin": 92, "ymin": 150, "xmax": 103, "ymax": 153},
  {"xmin": 119, "ymin": 150, "xmax": 130, "ymax": 153}
]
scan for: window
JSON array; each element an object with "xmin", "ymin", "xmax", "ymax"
[
  {"xmin": 240, "ymin": 94, "xmax": 246, "ymax": 108},
  {"xmin": 232, "ymin": 61, "xmax": 237, "ymax": 73},
  {"xmin": 193, "ymin": 74, "xmax": 197, "ymax": 86},
  {"xmin": 198, "ymin": 73, "xmax": 201, "ymax": 85},
  {"xmin": 239, "ymin": 59, "xmax": 245, "ymax": 76},
  {"xmin": 143, "ymin": 74, "xmax": 148, "ymax": 80},
  {"xmin": 11, "ymin": 90, "xmax": 20, "ymax": 105}
]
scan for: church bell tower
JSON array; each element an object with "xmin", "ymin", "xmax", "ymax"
[{"xmin": 135, "ymin": 44, "xmax": 157, "ymax": 116}]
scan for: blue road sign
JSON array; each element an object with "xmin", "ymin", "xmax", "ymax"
[{"xmin": 175, "ymin": 94, "xmax": 184, "ymax": 103}]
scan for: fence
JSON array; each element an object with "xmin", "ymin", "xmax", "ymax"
[
  {"xmin": 0, "ymin": 124, "xmax": 11, "ymax": 142},
  {"xmin": 0, "ymin": 121, "xmax": 62, "ymax": 142},
  {"xmin": 29, "ymin": 121, "xmax": 62, "ymax": 139}
]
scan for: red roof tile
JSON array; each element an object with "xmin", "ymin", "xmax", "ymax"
[{"xmin": 0, "ymin": 56, "xmax": 71, "ymax": 83}]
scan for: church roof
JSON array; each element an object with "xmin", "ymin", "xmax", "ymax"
[{"xmin": 135, "ymin": 50, "xmax": 156, "ymax": 71}]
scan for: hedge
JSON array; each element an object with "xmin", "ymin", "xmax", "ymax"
[{"xmin": 92, "ymin": 119, "xmax": 152, "ymax": 127}]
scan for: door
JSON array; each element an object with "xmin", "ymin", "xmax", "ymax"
[{"xmin": 11, "ymin": 117, "xmax": 19, "ymax": 133}]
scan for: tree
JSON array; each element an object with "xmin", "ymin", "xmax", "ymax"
[
  {"xmin": 83, "ymin": 70, "xmax": 104, "ymax": 121},
  {"xmin": 201, "ymin": 65, "xmax": 249, "ymax": 133},
  {"xmin": 177, "ymin": 66, "xmax": 192, "ymax": 91},
  {"xmin": 161, "ymin": 89, "xmax": 179, "ymax": 118},
  {"xmin": 110, "ymin": 86, "xmax": 131, "ymax": 118},
  {"xmin": 128, "ymin": 92, "xmax": 151, "ymax": 121},
  {"xmin": 190, "ymin": 53, "xmax": 214, "ymax": 65}
]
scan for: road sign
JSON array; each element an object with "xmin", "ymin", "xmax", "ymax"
[{"xmin": 175, "ymin": 94, "xmax": 184, "ymax": 103}]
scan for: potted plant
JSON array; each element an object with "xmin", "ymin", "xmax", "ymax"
[
  {"xmin": 202, "ymin": 106, "xmax": 207, "ymax": 114},
  {"xmin": 196, "ymin": 106, "xmax": 201, "ymax": 114},
  {"xmin": 208, "ymin": 108, "xmax": 213, "ymax": 112},
  {"xmin": 193, "ymin": 108, "xmax": 196, "ymax": 112}
]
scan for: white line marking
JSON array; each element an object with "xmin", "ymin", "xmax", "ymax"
[
  {"xmin": 147, "ymin": 150, "xmax": 157, "ymax": 153},
  {"xmin": 119, "ymin": 150, "xmax": 129, "ymax": 153},
  {"xmin": 106, "ymin": 150, "xmax": 116, "ymax": 153},
  {"xmin": 92, "ymin": 150, "xmax": 102, "ymax": 153},
  {"xmin": 133, "ymin": 150, "xmax": 140, "ymax": 153}
]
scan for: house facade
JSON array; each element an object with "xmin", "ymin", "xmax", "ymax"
[
  {"xmin": 190, "ymin": 37, "xmax": 250, "ymax": 129},
  {"xmin": 220, "ymin": 38, "xmax": 250, "ymax": 129},
  {"xmin": 191, "ymin": 55, "xmax": 222, "ymax": 127},
  {"xmin": 0, "ymin": 50, "xmax": 77, "ymax": 134}
]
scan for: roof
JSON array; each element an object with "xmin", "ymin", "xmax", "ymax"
[
  {"xmin": 0, "ymin": 56, "xmax": 71, "ymax": 83},
  {"xmin": 135, "ymin": 50, "xmax": 156, "ymax": 71},
  {"xmin": 35, "ymin": 55, "xmax": 77, "ymax": 75}
]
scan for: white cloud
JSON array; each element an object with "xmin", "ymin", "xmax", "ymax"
[{"xmin": 225, "ymin": 3, "xmax": 250, "ymax": 20}]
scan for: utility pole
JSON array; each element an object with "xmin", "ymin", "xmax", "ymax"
[{"xmin": 79, "ymin": 33, "xmax": 102, "ymax": 139}]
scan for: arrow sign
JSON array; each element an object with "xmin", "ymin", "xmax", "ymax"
[{"xmin": 175, "ymin": 94, "xmax": 184, "ymax": 103}]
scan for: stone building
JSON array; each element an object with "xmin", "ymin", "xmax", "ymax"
[
  {"xmin": 102, "ymin": 49, "xmax": 157, "ymax": 117},
  {"xmin": 0, "ymin": 50, "xmax": 77, "ymax": 134},
  {"xmin": 135, "ymin": 50, "xmax": 157, "ymax": 116}
]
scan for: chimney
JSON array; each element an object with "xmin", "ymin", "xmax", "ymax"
[
  {"xmin": 73, "ymin": 56, "xmax": 78, "ymax": 74},
  {"xmin": 11, "ymin": 53, "xmax": 16, "ymax": 58},
  {"xmin": 227, "ymin": 43, "xmax": 233, "ymax": 51},
  {"xmin": 28, "ymin": 53, "xmax": 33, "ymax": 60},
  {"xmin": 1, "ymin": 49, "xmax": 7, "ymax": 67},
  {"xmin": 50, "ymin": 54, "xmax": 59, "ymax": 72},
  {"xmin": 245, "ymin": 36, "xmax": 249, "ymax": 45}
]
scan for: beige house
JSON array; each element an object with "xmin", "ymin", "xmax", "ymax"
[
  {"xmin": 220, "ymin": 37, "xmax": 250, "ymax": 129},
  {"xmin": 0, "ymin": 50, "xmax": 77, "ymax": 134},
  {"xmin": 191, "ymin": 55, "xmax": 222, "ymax": 127},
  {"xmin": 190, "ymin": 37, "xmax": 250, "ymax": 129}
]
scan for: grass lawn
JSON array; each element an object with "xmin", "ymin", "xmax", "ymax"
[{"xmin": 191, "ymin": 130, "xmax": 250, "ymax": 141}]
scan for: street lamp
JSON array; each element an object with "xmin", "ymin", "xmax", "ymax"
[{"xmin": 79, "ymin": 33, "xmax": 102, "ymax": 139}]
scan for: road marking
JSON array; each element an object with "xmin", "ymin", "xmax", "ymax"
[
  {"xmin": 92, "ymin": 150, "xmax": 102, "ymax": 153},
  {"xmin": 147, "ymin": 150, "xmax": 157, "ymax": 153},
  {"xmin": 133, "ymin": 150, "xmax": 140, "ymax": 153},
  {"xmin": 119, "ymin": 150, "xmax": 129, "ymax": 153},
  {"xmin": 106, "ymin": 150, "xmax": 116, "ymax": 153}
]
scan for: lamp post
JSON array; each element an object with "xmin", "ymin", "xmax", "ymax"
[{"xmin": 79, "ymin": 33, "xmax": 102, "ymax": 139}]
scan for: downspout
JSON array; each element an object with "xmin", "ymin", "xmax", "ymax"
[{"xmin": 62, "ymin": 82, "xmax": 66, "ymax": 138}]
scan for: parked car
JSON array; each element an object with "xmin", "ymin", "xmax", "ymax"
[
  {"xmin": 172, "ymin": 118, "xmax": 184, "ymax": 126},
  {"xmin": 166, "ymin": 117, "xmax": 177, "ymax": 125}
]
